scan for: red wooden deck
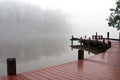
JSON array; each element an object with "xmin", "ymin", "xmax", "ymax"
[{"xmin": 0, "ymin": 40, "xmax": 120, "ymax": 80}]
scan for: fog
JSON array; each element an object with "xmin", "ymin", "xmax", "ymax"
[
  {"xmin": 0, "ymin": 1, "xmax": 71, "ymax": 63},
  {"xmin": 0, "ymin": 1, "xmax": 70, "ymax": 43}
]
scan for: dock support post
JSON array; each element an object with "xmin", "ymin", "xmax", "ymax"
[
  {"xmin": 78, "ymin": 50, "xmax": 84, "ymax": 60},
  {"xmin": 103, "ymin": 38, "xmax": 105, "ymax": 44},
  {"xmin": 108, "ymin": 41, "xmax": 111, "ymax": 47},
  {"xmin": 92, "ymin": 35, "xmax": 94, "ymax": 39},
  {"xmin": 89, "ymin": 37, "xmax": 91, "ymax": 40},
  {"xmin": 80, "ymin": 37, "xmax": 82, "ymax": 45},
  {"xmin": 7, "ymin": 58, "xmax": 16, "ymax": 75},
  {"xmin": 96, "ymin": 32, "xmax": 98, "ymax": 36},
  {"xmin": 71, "ymin": 36, "xmax": 73, "ymax": 46},
  {"xmin": 95, "ymin": 32, "xmax": 98, "ymax": 40},
  {"xmin": 107, "ymin": 32, "xmax": 109, "ymax": 39},
  {"xmin": 101, "ymin": 35, "xmax": 103, "ymax": 39},
  {"xmin": 119, "ymin": 32, "xmax": 120, "ymax": 41}
]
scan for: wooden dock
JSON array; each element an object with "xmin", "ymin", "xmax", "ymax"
[{"xmin": 0, "ymin": 40, "xmax": 120, "ymax": 80}]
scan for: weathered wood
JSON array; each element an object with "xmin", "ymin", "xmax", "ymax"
[
  {"xmin": 107, "ymin": 32, "xmax": 109, "ymax": 39},
  {"xmin": 84, "ymin": 35, "xmax": 86, "ymax": 38},
  {"xmin": 103, "ymin": 38, "xmax": 105, "ymax": 44},
  {"xmin": 103, "ymin": 38, "xmax": 119, "ymax": 41},
  {"xmin": 95, "ymin": 32, "xmax": 98, "ymax": 40},
  {"xmin": 71, "ymin": 35, "xmax": 73, "ymax": 46},
  {"xmin": 119, "ymin": 32, "xmax": 120, "ymax": 41},
  {"xmin": 92, "ymin": 35, "xmax": 103, "ymax": 39},
  {"xmin": 7, "ymin": 58, "xmax": 16, "ymax": 75},
  {"xmin": 71, "ymin": 45, "xmax": 104, "ymax": 54},
  {"xmin": 70, "ymin": 35, "xmax": 112, "ymax": 53},
  {"xmin": 108, "ymin": 41, "xmax": 111, "ymax": 47},
  {"xmin": 89, "ymin": 37, "xmax": 91, "ymax": 40},
  {"xmin": 98, "ymin": 35, "xmax": 100, "ymax": 39},
  {"xmin": 96, "ymin": 32, "xmax": 98, "ymax": 37},
  {"xmin": 78, "ymin": 50, "xmax": 84, "ymax": 60},
  {"xmin": 92, "ymin": 35, "xmax": 94, "ymax": 39}
]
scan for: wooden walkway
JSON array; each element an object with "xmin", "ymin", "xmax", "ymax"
[{"xmin": 0, "ymin": 40, "xmax": 120, "ymax": 80}]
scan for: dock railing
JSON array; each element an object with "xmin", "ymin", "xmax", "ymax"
[{"xmin": 70, "ymin": 32, "xmax": 120, "ymax": 60}]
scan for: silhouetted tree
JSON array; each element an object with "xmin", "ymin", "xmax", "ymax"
[{"xmin": 107, "ymin": 0, "xmax": 120, "ymax": 30}]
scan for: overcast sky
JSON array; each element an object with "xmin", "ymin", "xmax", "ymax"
[{"xmin": 22, "ymin": 0, "xmax": 119, "ymax": 38}]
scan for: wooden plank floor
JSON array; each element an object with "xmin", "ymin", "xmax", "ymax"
[{"xmin": 0, "ymin": 40, "xmax": 120, "ymax": 80}]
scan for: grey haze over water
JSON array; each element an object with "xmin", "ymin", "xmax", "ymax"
[
  {"xmin": 0, "ymin": 1, "xmax": 70, "ymax": 42},
  {"xmin": 0, "ymin": 1, "xmax": 74, "ymax": 76},
  {"xmin": 0, "ymin": 1, "xmax": 71, "ymax": 62}
]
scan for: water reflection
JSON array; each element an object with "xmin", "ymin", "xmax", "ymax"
[
  {"xmin": 0, "ymin": 37, "xmax": 67, "ymax": 63},
  {"xmin": 71, "ymin": 45, "xmax": 102, "ymax": 54}
]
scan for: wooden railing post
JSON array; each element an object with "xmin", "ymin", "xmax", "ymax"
[
  {"xmin": 78, "ymin": 50, "xmax": 84, "ymax": 60},
  {"xmin": 101, "ymin": 35, "xmax": 103, "ymax": 39},
  {"xmin": 80, "ymin": 37, "xmax": 82, "ymax": 45},
  {"xmin": 98, "ymin": 36, "xmax": 100, "ymax": 39},
  {"xmin": 71, "ymin": 35, "xmax": 73, "ymax": 46},
  {"xmin": 103, "ymin": 38, "xmax": 105, "ymax": 44},
  {"xmin": 7, "ymin": 58, "xmax": 16, "ymax": 75},
  {"xmin": 119, "ymin": 32, "xmax": 120, "ymax": 41},
  {"xmin": 107, "ymin": 32, "xmax": 109, "ymax": 39},
  {"xmin": 96, "ymin": 32, "xmax": 98, "ymax": 36},
  {"xmin": 95, "ymin": 32, "xmax": 98, "ymax": 40},
  {"xmin": 108, "ymin": 41, "xmax": 111, "ymax": 47},
  {"xmin": 92, "ymin": 35, "xmax": 94, "ymax": 39}
]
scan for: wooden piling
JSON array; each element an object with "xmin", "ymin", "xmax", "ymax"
[
  {"xmin": 80, "ymin": 37, "xmax": 82, "ymax": 45},
  {"xmin": 98, "ymin": 36, "xmax": 100, "ymax": 39},
  {"xmin": 78, "ymin": 50, "xmax": 84, "ymax": 60},
  {"xmin": 96, "ymin": 32, "xmax": 98, "ymax": 36},
  {"xmin": 103, "ymin": 38, "xmax": 105, "ymax": 44},
  {"xmin": 89, "ymin": 37, "xmax": 91, "ymax": 40},
  {"xmin": 95, "ymin": 32, "xmax": 98, "ymax": 40},
  {"xmin": 107, "ymin": 32, "xmax": 109, "ymax": 39},
  {"xmin": 7, "ymin": 58, "xmax": 16, "ymax": 75},
  {"xmin": 108, "ymin": 41, "xmax": 111, "ymax": 47},
  {"xmin": 119, "ymin": 32, "xmax": 120, "ymax": 41},
  {"xmin": 71, "ymin": 36, "xmax": 73, "ymax": 46},
  {"xmin": 101, "ymin": 35, "xmax": 103, "ymax": 39},
  {"xmin": 92, "ymin": 35, "xmax": 94, "ymax": 39}
]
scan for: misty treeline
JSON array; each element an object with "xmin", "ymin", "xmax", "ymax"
[
  {"xmin": 0, "ymin": 1, "xmax": 70, "ymax": 43},
  {"xmin": 0, "ymin": 1, "xmax": 70, "ymax": 62}
]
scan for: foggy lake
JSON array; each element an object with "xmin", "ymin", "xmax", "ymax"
[{"xmin": 0, "ymin": 0, "xmax": 119, "ymax": 76}]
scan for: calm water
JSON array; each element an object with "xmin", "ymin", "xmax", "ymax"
[{"xmin": 0, "ymin": 36, "xmax": 94, "ymax": 76}]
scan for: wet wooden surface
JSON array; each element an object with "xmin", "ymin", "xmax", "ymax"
[{"xmin": 0, "ymin": 40, "xmax": 120, "ymax": 80}]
